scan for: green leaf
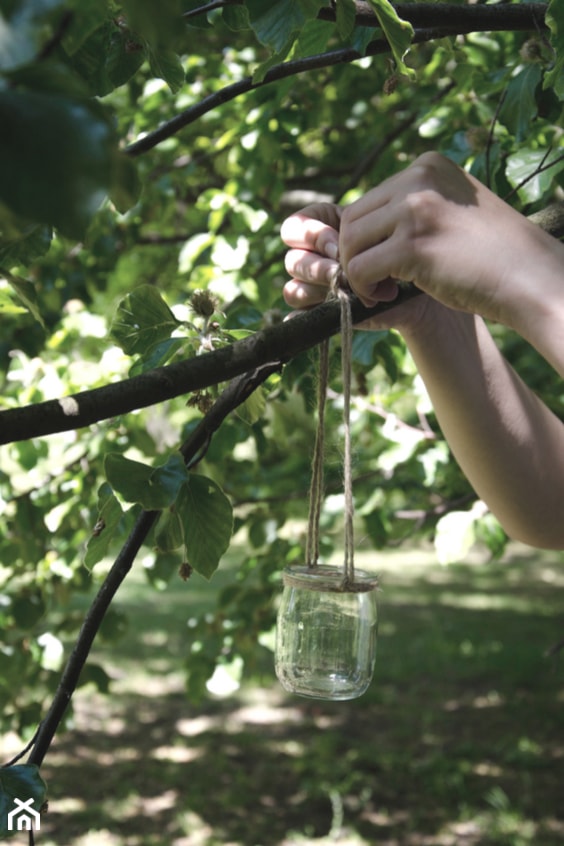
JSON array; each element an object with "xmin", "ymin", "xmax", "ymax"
[
  {"xmin": 352, "ymin": 330, "xmax": 389, "ymax": 367},
  {"xmin": 64, "ymin": 20, "xmax": 146, "ymax": 96},
  {"xmin": 505, "ymin": 148, "xmax": 564, "ymax": 204},
  {"xmin": 77, "ymin": 663, "xmax": 111, "ymax": 693},
  {"xmin": 250, "ymin": 0, "xmax": 324, "ymax": 55},
  {"xmin": 104, "ymin": 453, "xmax": 188, "ymax": 510},
  {"xmin": 365, "ymin": 0, "xmax": 414, "ymax": 78},
  {"xmin": 148, "ymin": 47, "xmax": 185, "ymax": 93},
  {"xmin": 222, "ymin": 4, "xmax": 251, "ymax": 31},
  {"xmin": 121, "ymin": 0, "xmax": 183, "ymax": 48},
  {"xmin": 0, "ymin": 764, "xmax": 47, "ymax": 839},
  {"xmin": 434, "ymin": 510, "xmax": 477, "ymax": 565},
  {"xmin": 0, "ymin": 285, "xmax": 27, "ymax": 317},
  {"xmin": 176, "ymin": 474, "xmax": 233, "ymax": 579},
  {"xmin": 0, "ymin": 221, "xmax": 52, "ymax": 268},
  {"xmin": 498, "ymin": 65, "xmax": 542, "ymax": 142},
  {"xmin": 84, "ymin": 483, "xmax": 126, "ymax": 571},
  {"xmin": 0, "ymin": 90, "xmax": 121, "ymax": 238},
  {"xmin": 109, "ymin": 284, "xmax": 182, "ymax": 356},
  {"xmin": 237, "ymin": 386, "xmax": 267, "ymax": 425},
  {"xmin": 335, "ymin": 0, "xmax": 356, "ymax": 40},
  {"xmin": 155, "ymin": 506, "xmax": 184, "ymax": 552},
  {"xmin": 108, "ymin": 152, "xmax": 141, "ymax": 215},
  {"xmin": 545, "ymin": 0, "xmax": 564, "ymax": 99},
  {"xmin": 61, "ymin": 0, "xmax": 109, "ymax": 55},
  {"xmin": 1, "ymin": 270, "xmax": 46, "ymax": 327}
]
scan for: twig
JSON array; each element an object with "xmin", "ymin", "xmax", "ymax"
[
  {"xmin": 2, "ymin": 728, "xmax": 40, "ymax": 768},
  {"xmin": 485, "ymin": 89, "xmax": 507, "ymax": 190},
  {"xmin": 27, "ymin": 508, "xmax": 159, "ymax": 768},
  {"xmin": 125, "ymin": 2, "xmax": 547, "ymax": 160},
  {"xmin": 183, "ymin": 0, "xmax": 243, "ymax": 20},
  {"xmin": 504, "ymin": 149, "xmax": 564, "ymax": 202},
  {"xmin": 27, "ymin": 363, "xmax": 281, "ymax": 770}
]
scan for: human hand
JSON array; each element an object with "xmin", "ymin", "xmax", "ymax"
[
  {"xmin": 283, "ymin": 152, "xmax": 564, "ymax": 338},
  {"xmin": 281, "ymin": 201, "xmax": 429, "ymax": 334}
]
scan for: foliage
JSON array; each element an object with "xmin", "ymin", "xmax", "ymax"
[{"xmin": 1, "ymin": 0, "xmax": 564, "ymax": 833}]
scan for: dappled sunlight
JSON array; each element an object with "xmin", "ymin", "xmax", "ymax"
[{"xmin": 29, "ymin": 543, "xmax": 564, "ymax": 846}]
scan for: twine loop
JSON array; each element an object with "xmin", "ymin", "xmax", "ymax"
[{"xmin": 305, "ymin": 267, "xmax": 357, "ymax": 591}]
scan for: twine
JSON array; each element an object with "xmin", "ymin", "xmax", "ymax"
[{"xmin": 305, "ymin": 268, "xmax": 359, "ymax": 591}]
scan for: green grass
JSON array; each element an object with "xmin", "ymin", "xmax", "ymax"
[{"xmin": 6, "ymin": 542, "xmax": 564, "ymax": 846}]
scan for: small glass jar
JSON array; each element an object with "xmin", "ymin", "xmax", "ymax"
[{"xmin": 275, "ymin": 565, "xmax": 378, "ymax": 701}]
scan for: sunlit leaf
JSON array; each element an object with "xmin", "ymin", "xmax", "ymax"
[
  {"xmin": 110, "ymin": 285, "xmax": 182, "ymax": 356},
  {"xmin": 434, "ymin": 510, "xmax": 477, "ymax": 565},
  {"xmin": 335, "ymin": 0, "xmax": 356, "ymax": 40},
  {"xmin": 148, "ymin": 47, "xmax": 185, "ymax": 92},
  {"xmin": 2, "ymin": 270, "xmax": 46, "ymax": 327},
  {"xmin": 366, "ymin": 0, "xmax": 414, "ymax": 77},
  {"xmin": 506, "ymin": 148, "xmax": 564, "ymax": 204},
  {"xmin": 84, "ymin": 483, "xmax": 128, "ymax": 571}
]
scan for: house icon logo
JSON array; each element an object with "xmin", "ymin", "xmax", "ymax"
[{"xmin": 7, "ymin": 797, "xmax": 41, "ymax": 831}]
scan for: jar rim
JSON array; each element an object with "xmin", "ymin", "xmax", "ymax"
[{"xmin": 282, "ymin": 564, "xmax": 379, "ymax": 593}]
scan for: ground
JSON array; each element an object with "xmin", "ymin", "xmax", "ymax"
[{"xmin": 3, "ymin": 543, "xmax": 564, "ymax": 846}]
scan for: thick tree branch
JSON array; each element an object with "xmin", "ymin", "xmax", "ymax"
[
  {"xmin": 0, "ymin": 288, "xmax": 421, "ymax": 445},
  {"xmin": 125, "ymin": 3, "xmax": 547, "ymax": 159},
  {"xmin": 320, "ymin": 2, "xmax": 547, "ymax": 32},
  {"xmin": 3, "ymin": 201, "xmax": 564, "ymax": 446}
]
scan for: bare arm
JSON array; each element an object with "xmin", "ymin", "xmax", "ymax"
[{"xmin": 281, "ymin": 153, "xmax": 564, "ymax": 549}]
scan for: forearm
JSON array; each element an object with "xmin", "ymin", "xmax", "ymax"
[{"xmin": 403, "ymin": 306, "xmax": 564, "ymax": 549}]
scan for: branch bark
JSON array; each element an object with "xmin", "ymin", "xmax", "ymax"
[
  {"xmin": 0, "ymin": 288, "xmax": 421, "ymax": 445},
  {"xmin": 125, "ymin": 3, "xmax": 547, "ymax": 158},
  {"xmin": 3, "ymin": 200, "xmax": 564, "ymax": 447}
]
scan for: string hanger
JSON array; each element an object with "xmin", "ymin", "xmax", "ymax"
[{"xmin": 305, "ymin": 267, "xmax": 356, "ymax": 590}]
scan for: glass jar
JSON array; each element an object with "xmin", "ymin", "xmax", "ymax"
[{"xmin": 275, "ymin": 565, "xmax": 378, "ymax": 701}]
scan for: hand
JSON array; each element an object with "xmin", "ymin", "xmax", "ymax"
[
  {"xmin": 282, "ymin": 152, "xmax": 564, "ymax": 338},
  {"xmin": 281, "ymin": 201, "xmax": 430, "ymax": 334}
]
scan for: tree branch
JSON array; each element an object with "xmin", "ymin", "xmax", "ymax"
[
  {"xmin": 0, "ymin": 288, "xmax": 422, "ymax": 445},
  {"xmin": 27, "ymin": 361, "xmax": 283, "ymax": 769},
  {"xmin": 3, "ymin": 199, "xmax": 564, "ymax": 447},
  {"xmin": 27, "ymin": 508, "xmax": 159, "ymax": 769},
  {"xmin": 125, "ymin": 3, "xmax": 547, "ymax": 159},
  {"xmin": 320, "ymin": 2, "xmax": 547, "ymax": 33}
]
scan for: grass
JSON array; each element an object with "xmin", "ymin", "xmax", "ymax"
[{"xmin": 3, "ymin": 542, "xmax": 564, "ymax": 846}]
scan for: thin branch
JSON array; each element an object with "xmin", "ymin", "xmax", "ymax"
[
  {"xmin": 183, "ymin": 0, "xmax": 243, "ymax": 20},
  {"xmin": 504, "ymin": 149, "xmax": 564, "ymax": 202},
  {"xmin": 125, "ymin": 2, "xmax": 547, "ymax": 159},
  {"xmin": 27, "ymin": 362, "xmax": 281, "ymax": 770},
  {"xmin": 485, "ymin": 89, "xmax": 507, "ymax": 190},
  {"xmin": 27, "ymin": 507, "xmax": 159, "ymax": 769}
]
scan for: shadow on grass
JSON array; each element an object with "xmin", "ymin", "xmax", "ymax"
[{"xmin": 37, "ymin": 546, "xmax": 564, "ymax": 846}]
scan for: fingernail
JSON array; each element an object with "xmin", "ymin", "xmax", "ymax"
[{"xmin": 325, "ymin": 241, "xmax": 339, "ymax": 261}]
